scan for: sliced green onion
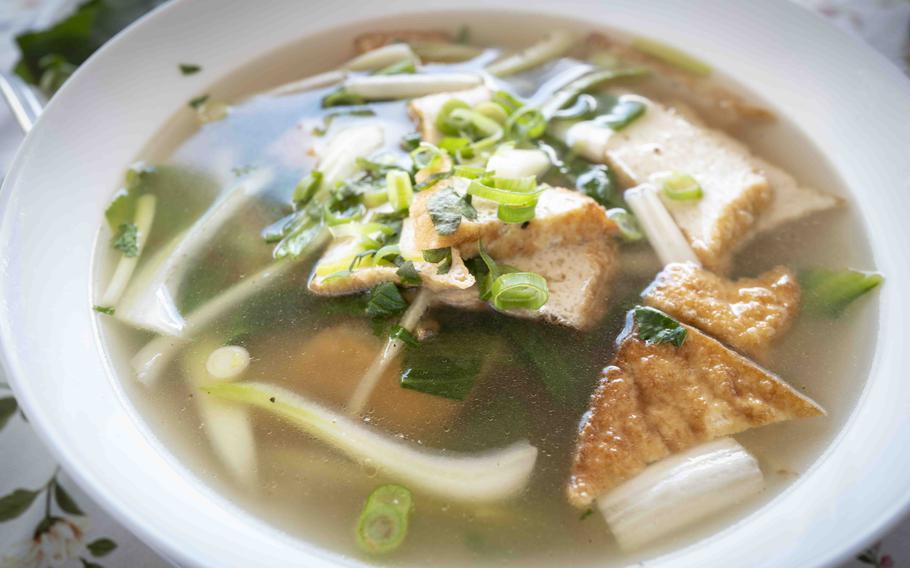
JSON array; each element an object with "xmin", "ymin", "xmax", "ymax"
[
  {"xmin": 386, "ymin": 170, "xmax": 414, "ymax": 211},
  {"xmin": 439, "ymin": 136, "xmax": 472, "ymax": 157},
  {"xmin": 491, "ymin": 272, "xmax": 549, "ymax": 311},
  {"xmin": 292, "ymin": 171, "xmax": 323, "ymax": 206},
  {"xmin": 373, "ymin": 59, "xmax": 417, "ymax": 76},
  {"xmin": 594, "ymin": 97, "xmax": 646, "ymax": 131},
  {"xmin": 506, "ymin": 107, "xmax": 548, "ymax": 142},
  {"xmin": 800, "ymin": 269, "xmax": 884, "ymax": 317},
  {"xmin": 374, "ymin": 244, "xmax": 401, "ymax": 264},
  {"xmin": 453, "ymin": 165, "xmax": 486, "ymax": 179},
  {"xmin": 355, "ymin": 484, "xmax": 413, "ymax": 555},
  {"xmin": 473, "ymin": 101, "xmax": 509, "ymax": 125},
  {"xmin": 436, "ymin": 98, "xmax": 471, "ymax": 136},
  {"xmin": 322, "ymin": 87, "xmax": 365, "ymax": 108},
  {"xmin": 448, "ymin": 108, "xmax": 504, "ymax": 152},
  {"xmin": 410, "ymin": 143, "xmax": 446, "ymax": 170},
  {"xmin": 539, "ymin": 67, "xmax": 650, "ymax": 119},
  {"xmin": 497, "ymin": 204, "xmax": 536, "ymax": 223},
  {"xmin": 491, "ymin": 90, "xmax": 524, "ymax": 115},
  {"xmin": 362, "ymin": 189, "xmax": 390, "ymax": 209},
  {"xmin": 329, "ymin": 222, "xmax": 395, "ymax": 240},
  {"xmin": 631, "ymin": 37, "xmax": 712, "ymax": 76},
  {"xmin": 323, "ymin": 203, "xmax": 366, "ymax": 226},
  {"xmin": 552, "ymin": 93, "xmax": 598, "ymax": 120},
  {"xmin": 467, "ymin": 178, "xmax": 540, "ymax": 207},
  {"xmin": 606, "ymin": 208, "xmax": 644, "ymax": 242},
  {"xmin": 659, "ymin": 172, "xmax": 703, "ymax": 201}
]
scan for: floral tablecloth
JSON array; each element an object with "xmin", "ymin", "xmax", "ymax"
[{"xmin": 1, "ymin": 1, "xmax": 909, "ymax": 566}]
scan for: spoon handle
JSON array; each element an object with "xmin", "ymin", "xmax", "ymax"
[{"xmin": 0, "ymin": 72, "xmax": 46, "ymax": 134}]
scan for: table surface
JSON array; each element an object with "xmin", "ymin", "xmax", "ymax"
[{"xmin": 1, "ymin": 0, "xmax": 908, "ymax": 566}]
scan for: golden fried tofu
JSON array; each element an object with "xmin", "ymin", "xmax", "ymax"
[
  {"xmin": 567, "ymin": 320, "xmax": 823, "ymax": 507},
  {"xmin": 643, "ymin": 262, "xmax": 800, "ymax": 358},
  {"xmin": 354, "ymin": 30, "xmax": 453, "ymax": 54}
]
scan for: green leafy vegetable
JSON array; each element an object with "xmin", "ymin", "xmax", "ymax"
[
  {"xmin": 312, "ymin": 108, "xmax": 376, "ymax": 136},
  {"xmin": 396, "ymin": 262, "xmax": 422, "ymax": 286},
  {"xmin": 800, "ymin": 269, "xmax": 884, "ymax": 317},
  {"xmin": 356, "ymin": 485, "xmax": 413, "ymax": 555},
  {"xmin": 633, "ymin": 305, "xmax": 687, "ymax": 347},
  {"xmin": 112, "ymin": 222, "xmax": 139, "ymax": 256},
  {"xmin": 104, "ymin": 164, "xmax": 155, "ymax": 231},
  {"xmin": 426, "ymin": 187, "xmax": 477, "ymax": 236},
  {"xmin": 14, "ymin": 0, "xmax": 168, "ymax": 96},
  {"xmin": 179, "ymin": 63, "xmax": 201, "ymax": 75},
  {"xmin": 366, "ymin": 282, "xmax": 408, "ymax": 318},
  {"xmin": 93, "ymin": 305, "xmax": 115, "ymax": 316},
  {"xmin": 422, "ymin": 247, "xmax": 453, "ymax": 274},
  {"xmin": 188, "ymin": 94, "xmax": 209, "ymax": 109},
  {"xmin": 292, "ymin": 171, "xmax": 323, "ymax": 206},
  {"xmin": 414, "ymin": 171, "xmax": 454, "ymax": 192},
  {"xmin": 576, "ymin": 165, "xmax": 620, "ymax": 208},
  {"xmin": 390, "ymin": 325, "xmax": 419, "ymax": 347},
  {"xmin": 593, "ymin": 95, "xmax": 646, "ymax": 131},
  {"xmin": 400, "ymin": 334, "xmax": 493, "ymax": 400},
  {"xmin": 322, "ymin": 87, "xmax": 365, "ymax": 108},
  {"xmin": 400, "ymin": 132, "xmax": 423, "ymax": 152}
]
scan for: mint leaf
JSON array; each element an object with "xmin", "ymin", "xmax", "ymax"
[
  {"xmin": 426, "ymin": 187, "xmax": 476, "ymax": 236},
  {"xmin": 633, "ymin": 305, "xmax": 687, "ymax": 347}
]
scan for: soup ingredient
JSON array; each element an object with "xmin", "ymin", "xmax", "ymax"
[
  {"xmin": 486, "ymin": 30, "xmax": 576, "ymax": 77},
  {"xmin": 749, "ymin": 155, "xmax": 841, "ymax": 235},
  {"xmin": 267, "ymin": 69, "xmax": 347, "ymax": 97},
  {"xmin": 539, "ymin": 67, "xmax": 649, "ymax": 119},
  {"xmin": 353, "ymin": 30, "xmax": 453, "ymax": 55},
  {"xmin": 344, "ymin": 73, "xmax": 483, "ymax": 101},
  {"xmin": 115, "ymin": 167, "xmax": 274, "ymax": 336},
  {"xmin": 203, "ymin": 381, "xmax": 539, "ymax": 502},
  {"xmin": 386, "ymin": 170, "xmax": 414, "ymax": 211},
  {"xmin": 179, "ymin": 63, "xmax": 201, "ymax": 75},
  {"xmin": 800, "ymin": 268, "xmax": 884, "ymax": 318},
  {"xmin": 356, "ymin": 485, "xmax": 414, "ymax": 555},
  {"xmin": 657, "ymin": 172, "xmax": 703, "ymax": 201},
  {"xmin": 184, "ymin": 341, "xmax": 257, "ymax": 486},
  {"xmin": 567, "ymin": 309, "xmax": 823, "ymax": 506},
  {"xmin": 409, "ymin": 86, "xmax": 493, "ymax": 143},
  {"xmin": 598, "ymin": 438, "xmax": 763, "ymax": 551},
  {"xmin": 344, "ymin": 43, "xmax": 419, "ymax": 72},
  {"xmin": 630, "ymin": 37, "xmax": 712, "ymax": 77},
  {"xmin": 205, "ymin": 345, "xmax": 251, "ymax": 380},
  {"xmin": 644, "ymin": 262, "xmax": 800, "ymax": 358},
  {"xmin": 624, "ymin": 184, "xmax": 700, "ymax": 266},
  {"xmin": 489, "ymin": 271, "xmax": 549, "ymax": 312},
  {"xmin": 467, "ymin": 176, "xmax": 543, "ymax": 225},
  {"xmin": 427, "ymin": 186, "xmax": 477, "ymax": 236},
  {"xmin": 101, "ymin": 193, "xmax": 156, "ymax": 306},
  {"xmin": 605, "ymin": 208, "xmax": 642, "ymax": 242},
  {"xmin": 348, "ymin": 289, "xmax": 432, "ymax": 414},
  {"xmin": 632, "ymin": 306, "xmax": 687, "ymax": 347},
  {"xmin": 486, "ymin": 147, "xmax": 551, "ymax": 179},
  {"xmin": 93, "ymin": 305, "xmax": 115, "ymax": 315},
  {"xmin": 311, "ymin": 108, "xmax": 376, "ymax": 137}
]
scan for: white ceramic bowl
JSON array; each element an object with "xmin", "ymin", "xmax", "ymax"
[{"xmin": 2, "ymin": 0, "xmax": 910, "ymax": 566}]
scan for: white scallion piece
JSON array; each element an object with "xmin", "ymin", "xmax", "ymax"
[
  {"xmin": 344, "ymin": 73, "xmax": 483, "ymax": 100},
  {"xmin": 265, "ymin": 70, "xmax": 347, "ymax": 98},
  {"xmin": 624, "ymin": 183, "xmax": 701, "ymax": 267},
  {"xmin": 184, "ymin": 341, "xmax": 257, "ymax": 487},
  {"xmin": 561, "ymin": 120, "xmax": 612, "ymax": 162},
  {"xmin": 204, "ymin": 380, "xmax": 538, "ymax": 503},
  {"xmin": 486, "ymin": 147, "xmax": 551, "ymax": 179},
  {"xmin": 114, "ymin": 167, "xmax": 275, "ymax": 336},
  {"xmin": 347, "ymin": 288, "xmax": 432, "ymax": 415},
  {"xmin": 100, "ymin": 193, "xmax": 157, "ymax": 306},
  {"xmin": 597, "ymin": 438, "xmax": 763, "ymax": 551},
  {"xmin": 344, "ymin": 43, "xmax": 420, "ymax": 71},
  {"xmin": 206, "ymin": 345, "xmax": 251, "ymax": 380},
  {"xmin": 317, "ymin": 124, "xmax": 384, "ymax": 191},
  {"xmin": 486, "ymin": 30, "xmax": 577, "ymax": 77}
]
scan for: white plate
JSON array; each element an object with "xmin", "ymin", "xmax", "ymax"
[{"xmin": 1, "ymin": 0, "xmax": 910, "ymax": 566}]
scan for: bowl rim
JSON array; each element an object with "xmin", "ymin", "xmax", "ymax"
[{"xmin": 2, "ymin": 0, "xmax": 910, "ymax": 566}]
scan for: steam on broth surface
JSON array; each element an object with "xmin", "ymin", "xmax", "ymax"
[{"xmin": 94, "ymin": 23, "xmax": 882, "ymax": 567}]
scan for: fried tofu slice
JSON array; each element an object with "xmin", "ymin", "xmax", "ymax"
[
  {"xmin": 410, "ymin": 179, "xmax": 617, "ymax": 254},
  {"xmin": 354, "ymin": 30, "xmax": 453, "ymax": 54},
  {"xmin": 408, "ymin": 86, "xmax": 492, "ymax": 143},
  {"xmin": 567, "ymin": 320, "xmax": 823, "ymax": 507},
  {"xmin": 601, "ymin": 95, "xmax": 771, "ymax": 271},
  {"xmin": 643, "ymin": 262, "xmax": 800, "ymax": 359},
  {"xmin": 586, "ymin": 33, "xmax": 774, "ymax": 129},
  {"xmin": 751, "ymin": 156, "xmax": 841, "ymax": 234}
]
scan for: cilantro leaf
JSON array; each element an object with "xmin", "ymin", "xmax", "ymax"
[
  {"xmin": 426, "ymin": 187, "xmax": 477, "ymax": 236},
  {"xmin": 365, "ymin": 282, "xmax": 407, "ymax": 318},
  {"xmin": 633, "ymin": 305, "xmax": 687, "ymax": 347},
  {"xmin": 112, "ymin": 223, "xmax": 139, "ymax": 256}
]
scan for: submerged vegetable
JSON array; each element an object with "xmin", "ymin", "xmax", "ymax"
[
  {"xmin": 632, "ymin": 306, "xmax": 687, "ymax": 347},
  {"xmin": 800, "ymin": 269, "xmax": 884, "ymax": 317},
  {"xmin": 101, "ymin": 193, "xmax": 156, "ymax": 307},
  {"xmin": 204, "ymin": 381, "xmax": 539, "ymax": 502},
  {"xmin": 624, "ymin": 184, "xmax": 700, "ymax": 266},
  {"xmin": 356, "ymin": 485, "xmax": 414, "ymax": 555},
  {"xmin": 205, "ymin": 345, "xmax": 251, "ymax": 380}
]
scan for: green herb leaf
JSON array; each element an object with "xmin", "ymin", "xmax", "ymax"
[
  {"xmin": 188, "ymin": 94, "xmax": 209, "ymax": 109},
  {"xmin": 0, "ymin": 398, "xmax": 18, "ymax": 431},
  {"xmin": 422, "ymin": 247, "xmax": 453, "ymax": 274},
  {"xmin": 54, "ymin": 483, "xmax": 84, "ymax": 516},
  {"xmin": 104, "ymin": 164, "xmax": 155, "ymax": 231},
  {"xmin": 800, "ymin": 268, "xmax": 884, "ymax": 317},
  {"xmin": 92, "ymin": 305, "xmax": 115, "ymax": 315},
  {"xmin": 400, "ymin": 132, "xmax": 423, "ymax": 152},
  {"xmin": 390, "ymin": 325, "xmax": 419, "ymax": 347},
  {"xmin": 414, "ymin": 171, "xmax": 454, "ymax": 192},
  {"xmin": 400, "ymin": 331, "xmax": 504, "ymax": 400},
  {"xmin": 594, "ymin": 96, "xmax": 646, "ymax": 131},
  {"xmin": 0, "ymin": 488, "xmax": 40, "ymax": 522},
  {"xmin": 396, "ymin": 261, "xmax": 422, "ymax": 286},
  {"xmin": 426, "ymin": 187, "xmax": 477, "ymax": 236},
  {"xmin": 312, "ymin": 107, "xmax": 376, "ymax": 136},
  {"xmin": 633, "ymin": 305, "xmax": 687, "ymax": 347},
  {"xmin": 112, "ymin": 223, "xmax": 139, "ymax": 257},
  {"xmin": 87, "ymin": 537, "xmax": 117, "ymax": 557},
  {"xmin": 366, "ymin": 282, "xmax": 408, "ymax": 318},
  {"xmin": 576, "ymin": 165, "xmax": 619, "ymax": 208},
  {"xmin": 179, "ymin": 63, "xmax": 201, "ymax": 75}
]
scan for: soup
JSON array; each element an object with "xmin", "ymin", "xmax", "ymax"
[{"xmin": 93, "ymin": 22, "xmax": 882, "ymax": 567}]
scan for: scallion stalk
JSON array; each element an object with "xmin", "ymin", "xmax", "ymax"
[
  {"xmin": 356, "ymin": 485, "xmax": 414, "ymax": 555},
  {"xmin": 386, "ymin": 170, "xmax": 414, "ymax": 211},
  {"xmin": 491, "ymin": 272, "xmax": 549, "ymax": 311}
]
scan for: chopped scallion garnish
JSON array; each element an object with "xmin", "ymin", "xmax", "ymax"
[
  {"xmin": 323, "ymin": 203, "xmax": 366, "ymax": 227},
  {"xmin": 292, "ymin": 171, "xmax": 323, "ymax": 206},
  {"xmin": 373, "ymin": 59, "xmax": 417, "ymax": 76},
  {"xmin": 659, "ymin": 172, "xmax": 703, "ymax": 202},
  {"xmin": 606, "ymin": 208, "xmax": 643, "ymax": 242},
  {"xmin": 386, "ymin": 170, "xmax": 414, "ymax": 211},
  {"xmin": 491, "ymin": 272, "xmax": 549, "ymax": 311},
  {"xmin": 355, "ymin": 485, "xmax": 413, "ymax": 555},
  {"xmin": 436, "ymin": 98, "xmax": 471, "ymax": 136}
]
